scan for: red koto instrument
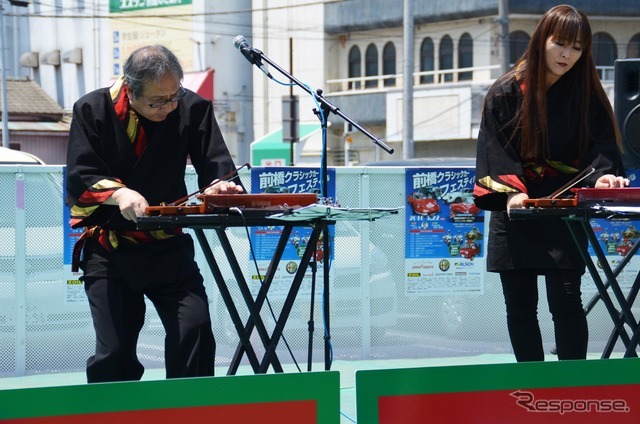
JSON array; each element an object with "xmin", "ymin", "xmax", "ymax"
[
  {"xmin": 145, "ymin": 164, "xmax": 249, "ymax": 216},
  {"xmin": 522, "ymin": 196, "xmax": 578, "ymax": 208},
  {"xmin": 521, "ymin": 187, "xmax": 640, "ymax": 209},
  {"xmin": 197, "ymin": 193, "xmax": 318, "ymax": 213},
  {"xmin": 145, "ymin": 203, "xmax": 204, "ymax": 216},
  {"xmin": 144, "ymin": 164, "xmax": 319, "ymax": 216},
  {"xmin": 144, "ymin": 193, "xmax": 319, "ymax": 216},
  {"xmin": 573, "ymin": 187, "xmax": 640, "ymax": 205},
  {"xmin": 522, "ymin": 166, "xmax": 594, "ymax": 208}
]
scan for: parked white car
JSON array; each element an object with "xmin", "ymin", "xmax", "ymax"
[{"xmin": 0, "ymin": 146, "xmax": 45, "ymax": 164}]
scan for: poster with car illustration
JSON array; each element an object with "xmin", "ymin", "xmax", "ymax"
[
  {"xmin": 404, "ymin": 167, "xmax": 486, "ymax": 296},
  {"xmin": 250, "ymin": 167, "xmax": 336, "ymax": 298}
]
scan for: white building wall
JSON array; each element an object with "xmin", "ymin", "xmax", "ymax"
[
  {"xmin": 21, "ymin": 2, "xmax": 150, "ymax": 98},
  {"xmin": 27, "ymin": 1, "xmax": 118, "ymax": 109},
  {"xmin": 251, "ymin": 0, "xmax": 326, "ymax": 140}
]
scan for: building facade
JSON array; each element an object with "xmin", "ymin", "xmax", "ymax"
[
  {"xmin": 320, "ymin": 0, "xmax": 640, "ymax": 163},
  {"xmin": 6, "ymin": 0, "xmax": 254, "ymax": 164},
  {"xmin": 4, "ymin": 1, "xmax": 640, "ymax": 164}
]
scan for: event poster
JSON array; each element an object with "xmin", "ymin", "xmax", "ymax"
[
  {"xmin": 250, "ymin": 167, "xmax": 336, "ymax": 298},
  {"xmin": 582, "ymin": 168, "xmax": 640, "ymax": 294},
  {"xmin": 404, "ymin": 167, "xmax": 485, "ymax": 296},
  {"xmin": 584, "ymin": 217, "xmax": 640, "ymax": 294}
]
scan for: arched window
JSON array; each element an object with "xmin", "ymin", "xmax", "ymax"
[
  {"xmin": 420, "ymin": 37, "xmax": 434, "ymax": 84},
  {"xmin": 592, "ymin": 32, "xmax": 618, "ymax": 79},
  {"xmin": 365, "ymin": 43, "xmax": 379, "ymax": 88},
  {"xmin": 509, "ymin": 30, "xmax": 530, "ymax": 66},
  {"xmin": 458, "ymin": 33, "xmax": 473, "ymax": 81},
  {"xmin": 348, "ymin": 46, "xmax": 361, "ymax": 89},
  {"xmin": 628, "ymin": 33, "xmax": 640, "ymax": 58},
  {"xmin": 382, "ymin": 42, "xmax": 396, "ymax": 87},
  {"xmin": 439, "ymin": 35, "xmax": 453, "ymax": 82}
]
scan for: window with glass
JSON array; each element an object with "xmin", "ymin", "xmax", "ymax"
[
  {"xmin": 458, "ymin": 33, "xmax": 473, "ymax": 81},
  {"xmin": 509, "ymin": 30, "xmax": 530, "ymax": 66},
  {"xmin": 628, "ymin": 33, "xmax": 640, "ymax": 58},
  {"xmin": 439, "ymin": 35, "xmax": 453, "ymax": 82},
  {"xmin": 348, "ymin": 46, "xmax": 361, "ymax": 89},
  {"xmin": 420, "ymin": 37, "xmax": 434, "ymax": 84},
  {"xmin": 592, "ymin": 32, "xmax": 618, "ymax": 79},
  {"xmin": 382, "ymin": 42, "xmax": 396, "ymax": 87},
  {"xmin": 365, "ymin": 43, "xmax": 379, "ymax": 88}
]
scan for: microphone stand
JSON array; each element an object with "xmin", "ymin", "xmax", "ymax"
[
  {"xmin": 251, "ymin": 47, "xmax": 395, "ymax": 371},
  {"xmin": 252, "ymin": 48, "xmax": 394, "ymax": 197}
]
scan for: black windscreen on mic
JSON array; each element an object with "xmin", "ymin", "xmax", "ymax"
[
  {"xmin": 232, "ymin": 35, "xmax": 272, "ymax": 78},
  {"xmin": 233, "ymin": 35, "xmax": 249, "ymax": 50},
  {"xmin": 233, "ymin": 35, "xmax": 255, "ymax": 65}
]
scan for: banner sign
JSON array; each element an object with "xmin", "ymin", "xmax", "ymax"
[
  {"xmin": 110, "ymin": 0, "xmax": 192, "ymax": 13},
  {"xmin": 357, "ymin": 359, "xmax": 640, "ymax": 424}
]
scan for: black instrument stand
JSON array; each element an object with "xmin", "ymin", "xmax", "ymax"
[
  {"xmin": 137, "ymin": 213, "xmax": 333, "ymax": 374},
  {"xmin": 564, "ymin": 214, "xmax": 640, "ymax": 358},
  {"xmin": 510, "ymin": 207, "xmax": 640, "ymax": 358}
]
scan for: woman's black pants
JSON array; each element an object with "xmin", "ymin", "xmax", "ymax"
[{"xmin": 499, "ymin": 270, "xmax": 588, "ymax": 362}]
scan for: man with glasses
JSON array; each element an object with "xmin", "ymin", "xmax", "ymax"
[{"xmin": 66, "ymin": 45, "xmax": 243, "ymax": 383}]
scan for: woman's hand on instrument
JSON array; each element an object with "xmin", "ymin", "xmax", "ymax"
[
  {"xmin": 107, "ymin": 188, "xmax": 149, "ymax": 221},
  {"xmin": 595, "ymin": 174, "xmax": 630, "ymax": 189},
  {"xmin": 506, "ymin": 192, "xmax": 529, "ymax": 218},
  {"xmin": 204, "ymin": 180, "xmax": 244, "ymax": 195}
]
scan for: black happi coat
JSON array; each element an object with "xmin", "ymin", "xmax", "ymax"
[
  {"xmin": 66, "ymin": 87, "xmax": 237, "ymax": 231},
  {"xmin": 67, "ymin": 87, "xmax": 238, "ymax": 289},
  {"xmin": 474, "ymin": 73, "xmax": 625, "ymax": 273}
]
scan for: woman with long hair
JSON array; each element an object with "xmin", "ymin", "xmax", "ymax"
[{"xmin": 474, "ymin": 5, "xmax": 628, "ymax": 362}]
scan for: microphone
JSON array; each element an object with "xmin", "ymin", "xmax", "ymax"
[{"xmin": 233, "ymin": 35, "xmax": 272, "ymax": 79}]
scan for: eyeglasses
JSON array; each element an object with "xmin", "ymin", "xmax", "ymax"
[{"xmin": 140, "ymin": 86, "xmax": 186, "ymax": 109}]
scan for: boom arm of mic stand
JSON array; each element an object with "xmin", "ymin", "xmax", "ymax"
[{"xmin": 254, "ymin": 49, "xmax": 394, "ymax": 155}]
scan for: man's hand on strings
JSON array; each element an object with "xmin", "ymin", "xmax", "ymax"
[
  {"xmin": 204, "ymin": 180, "xmax": 244, "ymax": 195},
  {"xmin": 595, "ymin": 174, "xmax": 630, "ymax": 189},
  {"xmin": 108, "ymin": 188, "xmax": 149, "ymax": 221}
]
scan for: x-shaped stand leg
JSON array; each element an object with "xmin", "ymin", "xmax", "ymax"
[
  {"xmin": 565, "ymin": 219, "xmax": 639, "ymax": 357},
  {"xmin": 224, "ymin": 225, "xmax": 294, "ymax": 374},
  {"xmin": 193, "ymin": 228, "xmax": 265, "ymax": 372}
]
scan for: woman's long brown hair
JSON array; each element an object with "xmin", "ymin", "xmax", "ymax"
[{"xmin": 506, "ymin": 4, "xmax": 621, "ymax": 160}]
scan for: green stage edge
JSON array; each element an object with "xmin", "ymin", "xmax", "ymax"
[
  {"xmin": 356, "ymin": 358, "xmax": 640, "ymax": 424},
  {"xmin": 0, "ymin": 371, "xmax": 340, "ymax": 423}
]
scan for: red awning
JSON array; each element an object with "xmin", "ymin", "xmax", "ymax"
[{"xmin": 182, "ymin": 69, "xmax": 214, "ymax": 102}]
